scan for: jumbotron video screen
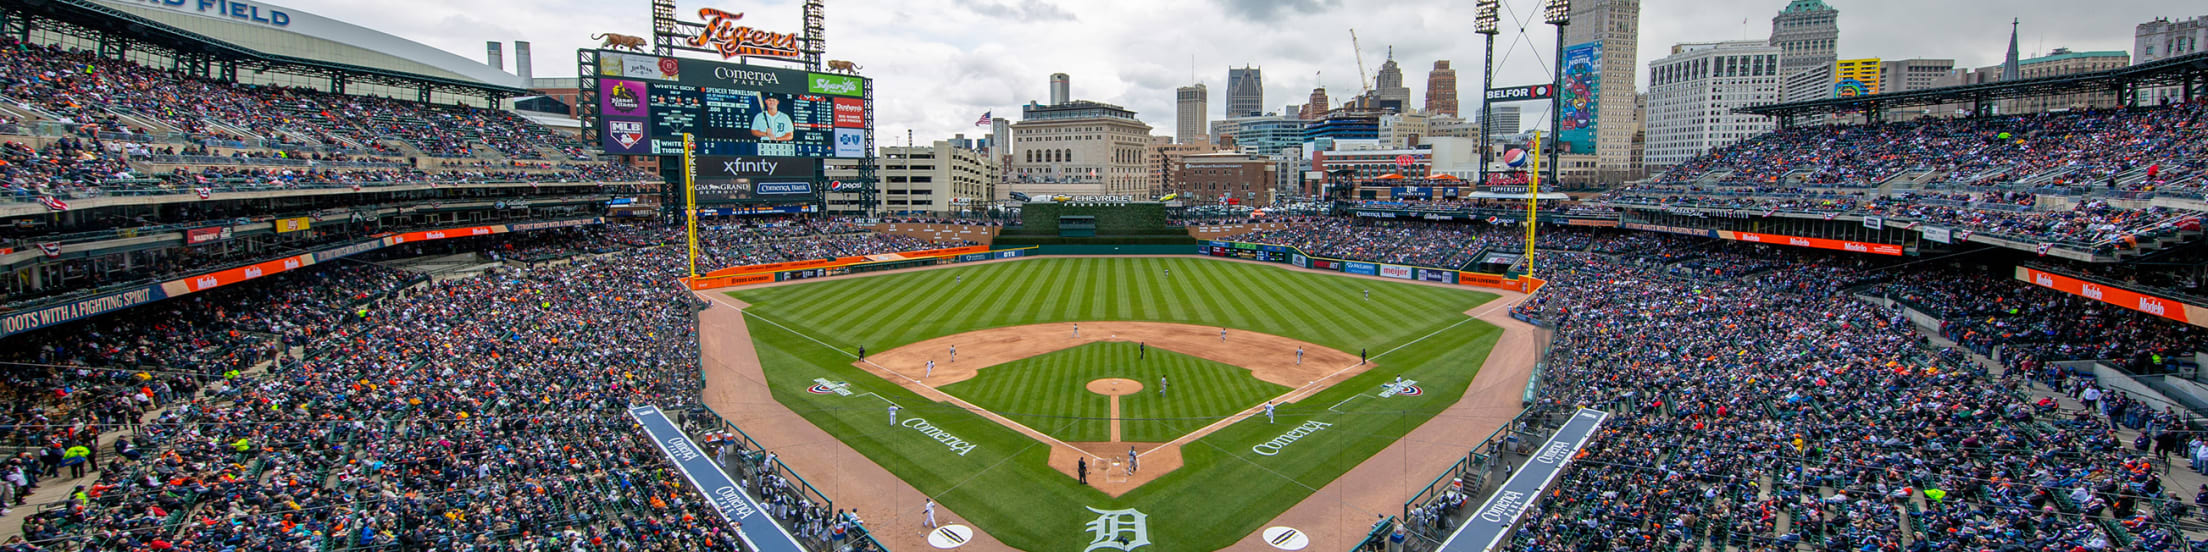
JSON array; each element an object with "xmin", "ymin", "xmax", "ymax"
[{"xmin": 592, "ymin": 50, "xmax": 869, "ymax": 158}]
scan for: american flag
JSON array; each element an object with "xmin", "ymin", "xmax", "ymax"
[
  {"xmin": 37, "ymin": 242, "xmax": 59, "ymax": 258},
  {"xmin": 195, "ymin": 187, "xmax": 212, "ymax": 200},
  {"xmin": 974, "ymin": 111, "xmax": 992, "ymax": 126},
  {"xmin": 2036, "ymin": 243, "xmax": 2053, "ymax": 256},
  {"xmin": 1956, "ymin": 229, "xmax": 1974, "ymax": 241},
  {"xmin": 350, "ymin": 182, "xmax": 362, "ymax": 192},
  {"xmin": 37, "ymin": 195, "xmax": 67, "ymax": 211}
]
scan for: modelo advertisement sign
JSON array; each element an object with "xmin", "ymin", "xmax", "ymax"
[
  {"xmin": 692, "ymin": 156, "xmax": 819, "ymax": 203},
  {"xmin": 594, "ymin": 50, "xmax": 868, "ymax": 158}
]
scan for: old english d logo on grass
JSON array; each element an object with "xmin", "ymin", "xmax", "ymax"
[{"xmin": 1083, "ymin": 507, "xmax": 1151, "ymax": 552}]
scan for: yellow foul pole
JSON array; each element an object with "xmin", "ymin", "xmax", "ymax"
[
  {"xmin": 683, "ymin": 133, "xmax": 699, "ymax": 279},
  {"xmin": 1524, "ymin": 130, "xmax": 1541, "ymax": 279}
]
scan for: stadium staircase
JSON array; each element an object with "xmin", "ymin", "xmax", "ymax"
[
  {"xmin": 196, "ymin": 117, "xmax": 262, "ymax": 142},
  {"xmin": 1964, "ymin": 164, "xmax": 2019, "ymax": 185},
  {"xmin": 2017, "ymin": 166, "xmax": 2080, "ymax": 187},
  {"xmin": 99, "ymin": 106, "xmax": 177, "ymax": 134},
  {"xmin": 0, "ymin": 94, "xmax": 62, "ymax": 123}
]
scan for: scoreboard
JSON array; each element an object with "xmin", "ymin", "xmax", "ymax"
[{"xmin": 591, "ymin": 50, "xmax": 869, "ymax": 158}]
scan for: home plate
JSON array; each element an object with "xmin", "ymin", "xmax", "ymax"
[
  {"xmin": 928, "ymin": 525, "xmax": 974, "ymax": 548},
  {"xmin": 1261, "ymin": 526, "xmax": 1310, "ymax": 550}
]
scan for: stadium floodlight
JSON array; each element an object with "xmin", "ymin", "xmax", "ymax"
[
  {"xmin": 1544, "ymin": 0, "xmax": 1571, "ymax": 25},
  {"xmin": 1475, "ymin": 0, "xmax": 1501, "ymax": 35}
]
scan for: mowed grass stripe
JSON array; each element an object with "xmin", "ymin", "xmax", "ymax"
[{"xmin": 732, "ymin": 258, "xmax": 1502, "ymax": 550}]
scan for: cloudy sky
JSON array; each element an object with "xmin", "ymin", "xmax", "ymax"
[{"xmin": 281, "ymin": 0, "xmax": 2182, "ymax": 143}]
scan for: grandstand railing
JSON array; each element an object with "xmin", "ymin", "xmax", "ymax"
[
  {"xmin": 693, "ymin": 405, "xmax": 890, "ymax": 551},
  {"xmin": 128, "ymin": 153, "xmax": 413, "ymax": 169},
  {"xmin": 4, "ymin": 179, "xmax": 654, "ymax": 205}
]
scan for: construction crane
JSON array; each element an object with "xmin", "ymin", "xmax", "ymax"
[{"xmin": 1349, "ymin": 29, "xmax": 1373, "ymax": 95}]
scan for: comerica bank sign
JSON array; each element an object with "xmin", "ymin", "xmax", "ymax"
[{"xmin": 115, "ymin": 0, "xmax": 293, "ymax": 26}]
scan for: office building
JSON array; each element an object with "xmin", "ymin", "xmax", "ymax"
[
  {"xmin": 1227, "ymin": 66, "xmax": 1264, "ymax": 117},
  {"xmin": 1769, "ymin": 0, "xmax": 1838, "ymax": 77},
  {"xmin": 1879, "ymin": 59, "xmax": 1957, "ymax": 93},
  {"xmin": 1425, "ymin": 60, "xmax": 1459, "ymax": 116},
  {"xmin": 1374, "ymin": 48, "xmax": 1411, "ymax": 109},
  {"xmin": 1008, "ymin": 100, "xmax": 1155, "ymax": 197},
  {"xmin": 1428, "ymin": 115, "xmax": 1480, "ymax": 139},
  {"xmin": 2136, "ymin": 15, "xmax": 2208, "ymax": 104},
  {"xmin": 1145, "ymin": 139, "xmax": 1215, "ymax": 195},
  {"xmin": 1170, "ymin": 152, "xmax": 1278, "ymax": 206},
  {"xmin": 1782, "ymin": 63, "xmax": 1835, "ymax": 103},
  {"xmin": 1233, "ymin": 115, "xmax": 1310, "ymax": 157},
  {"xmin": 1302, "ymin": 87, "xmax": 1330, "ymax": 120},
  {"xmin": 1379, "ymin": 111, "xmax": 1429, "ymax": 149},
  {"xmin": 1560, "ymin": 0, "xmax": 1642, "ymax": 178},
  {"xmin": 1176, "ymin": 83, "xmax": 1209, "ymax": 145},
  {"xmin": 1483, "ymin": 105, "xmax": 1521, "ymax": 138},
  {"xmin": 878, "ymin": 140, "xmax": 997, "ymax": 214},
  {"xmin": 2003, "ymin": 48, "xmax": 2131, "ymax": 113},
  {"xmin": 1050, "ymin": 73, "xmax": 1070, "ymax": 105},
  {"xmin": 1644, "ymin": 41, "xmax": 1783, "ymax": 168}
]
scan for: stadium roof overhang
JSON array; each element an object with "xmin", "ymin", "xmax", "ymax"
[
  {"xmin": 1737, "ymin": 52, "xmax": 2208, "ymax": 121},
  {"xmin": 0, "ymin": 0, "xmax": 531, "ymax": 99}
]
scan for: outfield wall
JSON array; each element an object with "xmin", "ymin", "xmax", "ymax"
[
  {"xmin": 1199, "ymin": 240, "xmax": 1546, "ymax": 294},
  {"xmin": 683, "ymin": 246, "xmax": 1034, "ymax": 290},
  {"xmin": 866, "ymin": 222, "xmax": 1000, "ymax": 246}
]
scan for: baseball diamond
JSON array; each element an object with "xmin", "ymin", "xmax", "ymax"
[{"xmin": 701, "ymin": 256, "xmax": 1510, "ymax": 551}]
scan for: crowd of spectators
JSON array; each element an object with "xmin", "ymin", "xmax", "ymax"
[
  {"xmin": 0, "ymin": 226, "xmax": 898, "ymax": 551},
  {"xmin": 1218, "ymin": 219, "xmax": 1598, "ymax": 269},
  {"xmin": 1501, "ymin": 243, "xmax": 2207, "ymax": 551},
  {"xmin": 1654, "ymin": 102, "xmax": 2208, "ymax": 191},
  {"xmin": 604, "ymin": 217, "xmax": 977, "ymax": 271}
]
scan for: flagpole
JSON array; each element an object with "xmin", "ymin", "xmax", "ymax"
[{"xmin": 1524, "ymin": 130, "xmax": 1541, "ymax": 279}]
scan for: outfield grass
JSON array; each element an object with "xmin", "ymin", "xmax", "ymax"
[
  {"xmin": 937, "ymin": 342, "xmax": 1290, "ymax": 443},
  {"xmin": 731, "ymin": 257, "xmax": 1503, "ymax": 551}
]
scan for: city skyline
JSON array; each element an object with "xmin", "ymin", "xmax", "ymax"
[{"xmin": 281, "ymin": 0, "xmax": 2185, "ymax": 145}]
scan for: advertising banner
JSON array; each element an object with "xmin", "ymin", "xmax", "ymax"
[
  {"xmin": 273, "ymin": 217, "xmax": 312, "ymax": 233},
  {"xmin": 694, "ymin": 156, "xmax": 819, "ymax": 203},
  {"xmin": 1863, "ymin": 215, "xmax": 1884, "ymax": 230},
  {"xmin": 589, "ymin": 52, "xmax": 868, "ymax": 158},
  {"xmin": 1344, "ymin": 262, "xmax": 1379, "ymax": 276},
  {"xmin": 602, "ymin": 118, "xmax": 652, "ymax": 155},
  {"xmin": 185, "ymin": 226, "xmax": 234, "ymax": 245},
  {"xmin": 1620, "ymin": 222, "xmax": 1714, "ymax": 237},
  {"xmin": 833, "ymin": 128, "xmax": 865, "ymax": 158},
  {"xmin": 1566, "ymin": 219, "xmax": 1620, "ymax": 227},
  {"xmin": 1721, "ymin": 230, "xmax": 1903, "ymax": 256},
  {"xmin": 1459, "ymin": 272, "xmax": 1515, "ymax": 289},
  {"xmin": 1291, "ymin": 254, "xmax": 1310, "ymax": 269},
  {"xmin": 832, "ymin": 98, "xmax": 867, "ymax": 127},
  {"xmin": 0, "ymin": 285, "xmax": 168, "ymax": 338},
  {"xmin": 2017, "ymin": 267, "xmax": 2204, "ymax": 328},
  {"xmin": 1922, "ymin": 226, "xmax": 1952, "ymax": 244},
  {"xmin": 1379, "ymin": 264, "xmax": 1415, "ymax": 279},
  {"xmin": 386, "ymin": 225, "xmax": 499, "ymax": 245},
  {"xmin": 167, "ymin": 254, "xmax": 313, "ymax": 294},
  {"xmin": 1311, "ymin": 259, "xmax": 1342, "ymax": 271},
  {"xmin": 1557, "ymin": 41, "xmax": 1602, "ymax": 154},
  {"xmin": 600, "ymin": 78, "xmax": 651, "ymax": 118},
  {"xmin": 1417, "ymin": 268, "xmax": 1458, "ymax": 284}
]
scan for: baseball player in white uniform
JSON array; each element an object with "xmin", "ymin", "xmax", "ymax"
[
  {"xmin": 925, "ymin": 360, "xmax": 935, "ymax": 378},
  {"xmin": 1263, "ymin": 401, "xmax": 1276, "ymax": 423},
  {"xmin": 949, "ymin": 345, "xmax": 957, "ymax": 362},
  {"xmin": 888, "ymin": 405, "xmax": 900, "ymax": 426},
  {"xmin": 1296, "ymin": 347, "xmax": 1304, "ymax": 365},
  {"xmin": 922, "ymin": 498, "xmax": 937, "ymax": 528}
]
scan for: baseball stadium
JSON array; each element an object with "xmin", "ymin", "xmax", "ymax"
[{"xmin": 1, "ymin": 0, "xmax": 2207, "ymax": 551}]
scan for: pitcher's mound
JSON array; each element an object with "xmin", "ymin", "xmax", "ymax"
[{"xmin": 1085, "ymin": 377, "xmax": 1144, "ymax": 396}]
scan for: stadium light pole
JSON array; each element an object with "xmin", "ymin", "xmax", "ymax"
[
  {"xmin": 1474, "ymin": 0, "xmax": 1499, "ymax": 188},
  {"xmin": 1544, "ymin": 0, "xmax": 1569, "ymax": 194}
]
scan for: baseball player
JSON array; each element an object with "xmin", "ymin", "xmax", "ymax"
[
  {"xmin": 1139, "ymin": 342, "xmax": 1146, "ymax": 359},
  {"xmin": 1220, "ymin": 328, "xmax": 1227, "ymax": 342},
  {"xmin": 1128, "ymin": 447, "xmax": 1140, "ymax": 474},
  {"xmin": 949, "ymin": 345, "xmax": 957, "ymax": 362},
  {"xmin": 1077, "ymin": 457, "xmax": 1088, "ymax": 485},
  {"xmin": 925, "ymin": 360, "xmax": 935, "ymax": 378},
  {"xmin": 1073, "ymin": 324, "xmax": 1080, "ymax": 338},
  {"xmin": 922, "ymin": 498, "xmax": 937, "ymax": 528},
  {"xmin": 1296, "ymin": 347, "xmax": 1304, "ymax": 365},
  {"xmin": 1364, "ymin": 289, "xmax": 1370, "ymax": 300},
  {"xmin": 1263, "ymin": 401, "xmax": 1276, "ymax": 423},
  {"xmin": 888, "ymin": 405, "xmax": 900, "ymax": 426},
  {"xmin": 1158, "ymin": 375, "xmax": 1167, "ymax": 397}
]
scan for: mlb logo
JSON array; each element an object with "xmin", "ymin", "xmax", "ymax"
[{"xmin": 610, "ymin": 120, "xmax": 646, "ymax": 149}]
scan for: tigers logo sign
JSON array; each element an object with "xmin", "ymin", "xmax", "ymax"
[{"xmin": 688, "ymin": 8, "xmax": 802, "ymax": 60}]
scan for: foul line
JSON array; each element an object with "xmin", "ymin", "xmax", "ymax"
[{"xmin": 740, "ymin": 307, "xmax": 1093, "ymax": 457}]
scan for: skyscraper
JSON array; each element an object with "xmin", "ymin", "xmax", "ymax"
[
  {"xmin": 1769, "ymin": 0, "xmax": 1838, "ymax": 77},
  {"xmin": 1050, "ymin": 73, "xmax": 1070, "ymax": 105},
  {"xmin": 1559, "ymin": 0, "xmax": 1642, "ymax": 178},
  {"xmin": 1644, "ymin": 41, "xmax": 1782, "ymax": 168},
  {"xmin": 2133, "ymin": 15, "xmax": 2208, "ymax": 104},
  {"xmin": 1425, "ymin": 60, "xmax": 1458, "ymax": 116},
  {"xmin": 1374, "ymin": 48, "xmax": 1410, "ymax": 111},
  {"xmin": 1226, "ymin": 66, "xmax": 1263, "ymax": 118},
  {"xmin": 1302, "ymin": 87, "xmax": 1330, "ymax": 120},
  {"xmin": 1176, "ymin": 84, "xmax": 1209, "ymax": 145}
]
